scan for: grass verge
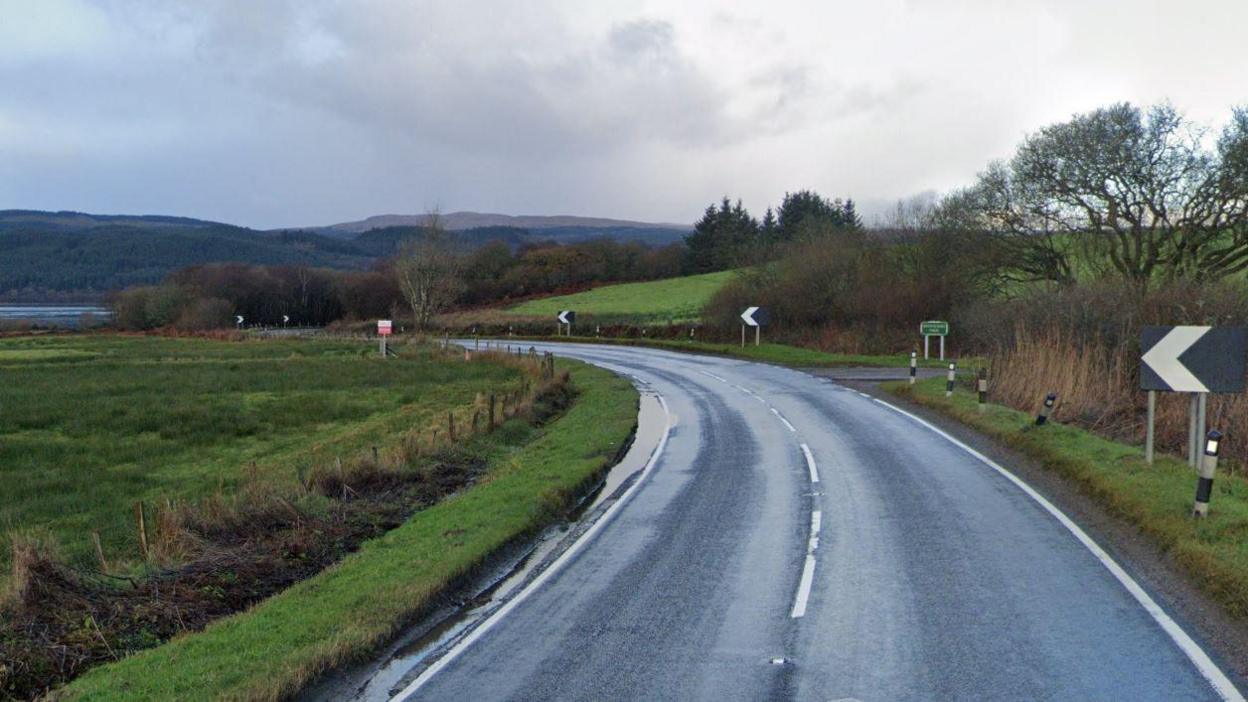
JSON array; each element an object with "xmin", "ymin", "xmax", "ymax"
[
  {"xmin": 56, "ymin": 359, "xmax": 637, "ymax": 701},
  {"xmin": 889, "ymin": 377, "xmax": 1248, "ymax": 620}
]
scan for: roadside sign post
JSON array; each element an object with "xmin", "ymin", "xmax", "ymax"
[
  {"xmin": 740, "ymin": 306, "xmax": 768, "ymax": 347},
  {"xmin": 1140, "ymin": 325, "xmax": 1247, "ymax": 468},
  {"xmin": 557, "ymin": 310, "xmax": 576, "ymax": 336},
  {"xmin": 919, "ymin": 320, "xmax": 949, "ymax": 360},
  {"xmin": 377, "ymin": 319, "xmax": 392, "ymax": 358},
  {"xmin": 235, "ymin": 315, "xmax": 244, "ymax": 330},
  {"xmin": 1145, "ymin": 390, "xmax": 1156, "ymax": 464},
  {"xmin": 282, "ymin": 314, "xmax": 290, "ymax": 328}
]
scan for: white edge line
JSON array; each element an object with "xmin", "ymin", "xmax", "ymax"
[
  {"xmin": 391, "ymin": 392, "xmax": 674, "ymax": 701},
  {"xmin": 790, "ymin": 555, "xmax": 816, "ymax": 618},
  {"xmin": 699, "ymin": 370, "xmax": 728, "ymax": 383},
  {"xmin": 871, "ymin": 396, "xmax": 1244, "ymax": 702},
  {"xmin": 801, "ymin": 443, "xmax": 820, "ymax": 484}
]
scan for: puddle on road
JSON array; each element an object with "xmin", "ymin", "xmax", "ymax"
[{"xmin": 318, "ymin": 389, "xmax": 667, "ymax": 702}]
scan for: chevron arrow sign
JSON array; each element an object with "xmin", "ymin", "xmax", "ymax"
[
  {"xmin": 1140, "ymin": 326, "xmax": 1247, "ymax": 393},
  {"xmin": 740, "ymin": 306, "xmax": 769, "ymax": 327},
  {"xmin": 557, "ymin": 310, "xmax": 576, "ymax": 325}
]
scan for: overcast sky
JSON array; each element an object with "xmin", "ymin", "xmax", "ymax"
[{"xmin": 1, "ymin": 0, "xmax": 1245, "ymax": 229}]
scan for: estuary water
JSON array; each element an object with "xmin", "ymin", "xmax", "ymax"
[{"xmin": 0, "ymin": 304, "xmax": 112, "ymax": 327}]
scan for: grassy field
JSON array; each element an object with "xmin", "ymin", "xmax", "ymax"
[
  {"xmin": 59, "ymin": 358, "xmax": 637, "ymax": 701},
  {"xmin": 891, "ymin": 377, "xmax": 1248, "ymax": 620},
  {"xmin": 0, "ymin": 335, "xmax": 521, "ymax": 581},
  {"xmin": 504, "ymin": 270, "xmax": 735, "ymax": 323}
]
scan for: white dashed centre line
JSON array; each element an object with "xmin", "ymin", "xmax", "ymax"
[
  {"xmin": 800, "ymin": 443, "xmax": 820, "ymax": 484},
  {"xmin": 791, "ymin": 510, "xmax": 822, "ymax": 618},
  {"xmin": 770, "ymin": 407, "xmax": 797, "ymax": 433}
]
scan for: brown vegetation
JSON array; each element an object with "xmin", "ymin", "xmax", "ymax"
[{"xmin": 974, "ymin": 281, "xmax": 1248, "ymax": 467}]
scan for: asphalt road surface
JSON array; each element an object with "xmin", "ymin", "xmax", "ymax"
[{"xmin": 392, "ymin": 341, "xmax": 1242, "ymax": 702}]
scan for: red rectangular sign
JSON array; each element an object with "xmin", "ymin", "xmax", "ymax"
[{"xmin": 378, "ymin": 320, "xmax": 393, "ymax": 336}]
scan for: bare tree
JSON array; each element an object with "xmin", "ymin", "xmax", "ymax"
[
  {"xmin": 393, "ymin": 210, "xmax": 464, "ymax": 329},
  {"xmin": 954, "ymin": 103, "xmax": 1248, "ymax": 287}
]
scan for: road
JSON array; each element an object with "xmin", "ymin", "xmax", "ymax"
[{"xmin": 390, "ymin": 341, "xmax": 1241, "ymax": 702}]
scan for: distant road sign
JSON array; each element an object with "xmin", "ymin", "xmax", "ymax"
[
  {"xmin": 235, "ymin": 315, "xmax": 244, "ymax": 325},
  {"xmin": 920, "ymin": 320, "xmax": 949, "ymax": 337},
  {"xmin": 378, "ymin": 319, "xmax": 393, "ymax": 337},
  {"xmin": 741, "ymin": 306, "xmax": 769, "ymax": 327},
  {"xmin": 282, "ymin": 315, "xmax": 290, "ymax": 324},
  {"xmin": 557, "ymin": 310, "xmax": 576, "ymax": 325},
  {"xmin": 1141, "ymin": 326, "xmax": 1246, "ymax": 393}
]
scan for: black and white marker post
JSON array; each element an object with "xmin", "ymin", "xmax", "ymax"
[
  {"xmin": 740, "ymin": 306, "xmax": 769, "ymax": 347},
  {"xmin": 1194, "ymin": 430, "xmax": 1222, "ymax": 518},
  {"xmin": 909, "ymin": 351, "xmax": 917, "ymax": 385},
  {"xmin": 1036, "ymin": 393, "xmax": 1057, "ymax": 426},
  {"xmin": 1140, "ymin": 326, "xmax": 1247, "ymax": 466},
  {"xmin": 945, "ymin": 361, "xmax": 956, "ymax": 397},
  {"xmin": 557, "ymin": 310, "xmax": 575, "ymax": 337},
  {"xmin": 977, "ymin": 368, "xmax": 988, "ymax": 412}
]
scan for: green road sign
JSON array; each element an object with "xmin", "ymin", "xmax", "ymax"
[{"xmin": 920, "ymin": 320, "xmax": 949, "ymax": 336}]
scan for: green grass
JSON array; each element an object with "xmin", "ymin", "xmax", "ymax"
[
  {"xmin": 60, "ymin": 359, "xmax": 637, "ymax": 701},
  {"xmin": 504, "ymin": 270, "xmax": 735, "ymax": 323},
  {"xmin": 0, "ymin": 335, "xmax": 522, "ymax": 581},
  {"xmin": 890, "ymin": 377, "xmax": 1248, "ymax": 620}
]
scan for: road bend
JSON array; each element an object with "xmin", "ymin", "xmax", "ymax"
[{"xmin": 393, "ymin": 341, "xmax": 1240, "ymax": 702}]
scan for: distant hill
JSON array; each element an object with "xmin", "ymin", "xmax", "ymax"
[
  {"xmin": 0, "ymin": 209, "xmax": 230, "ymax": 231},
  {"xmin": 0, "ymin": 210, "xmax": 692, "ymax": 301},
  {"xmin": 315, "ymin": 211, "xmax": 692, "ymax": 236},
  {"xmin": 0, "ymin": 211, "xmax": 375, "ymax": 300}
]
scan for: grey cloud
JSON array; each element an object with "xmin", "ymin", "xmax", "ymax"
[{"xmin": 3, "ymin": 1, "xmax": 1243, "ymax": 229}]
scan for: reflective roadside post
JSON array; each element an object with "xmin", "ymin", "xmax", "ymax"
[
  {"xmin": 909, "ymin": 351, "xmax": 917, "ymax": 385},
  {"xmin": 945, "ymin": 362, "xmax": 956, "ymax": 397},
  {"xmin": 1036, "ymin": 393, "xmax": 1057, "ymax": 426},
  {"xmin": 1193, "ymin": 430, "xmax": 1222, "ymax": 518},
  {"xmin": 977, "ymin": 368, "xmax": 988, "ymax": 412}
]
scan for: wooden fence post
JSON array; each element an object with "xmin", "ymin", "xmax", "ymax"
[{"xmin": 134, "ymin": 502, "xmax": 149, "ymax": 559}]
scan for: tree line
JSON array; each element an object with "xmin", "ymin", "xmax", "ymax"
[
  {"xmin": 684, "ymin": 191, "xmax": 860, "ymax": 273},
  {"xmin": 705, "ymin": 101, "xmax": 1248, "ymax": 353},
  {"xmin": 111, "ymin": 227, "xmax": 687, "ymax": 330}
]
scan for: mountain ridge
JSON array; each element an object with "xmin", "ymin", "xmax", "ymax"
[{"xmin": 311, "ymin": 211, "xmax": 693, "ymax": 235}]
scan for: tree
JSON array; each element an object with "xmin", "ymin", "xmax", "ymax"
[
  {"xmin": 760, "ymin": 207, "xmax": 778, "ymax": 249},
  {"xmin": 776, "ymin": 190, "xmax": 860, "ymax": 243},
  {"xmin": 393, "ymin": 211, "xmax": 464, "ymax": 329},
  {"xmin": 684, "ymin": 197, "xmax": 759, "ymax": 273},
  {"xmin": 958, "ymin": 102, "xmax": 1248, "ymax": 287}
]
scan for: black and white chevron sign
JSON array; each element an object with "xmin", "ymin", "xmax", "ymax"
[
  {"xmin": 1140, "ymin": 326, "xmax": 1247, "ymax": 393},
  {"xmin": 740, "ymin": 306, "xmax": 769, "ymax": 327},
  {"xmin": 557, "ymin": 310, "xmax": 576, "ymax": 325}
]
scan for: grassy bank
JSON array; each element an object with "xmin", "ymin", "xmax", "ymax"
[
  {"xmin": 0, "ymin": 335, "xmax": 519, "ymax": 581},
  {"xmin": 504, "ymin": 270, "xmax": 734, "ymax": 323},
  {"xmin": 57, "ymin": 358, "xmax": 637, "ymax": 700},
  {"xmin": 889, "ymin": 377, "xmax": 1248, "ymax": 619}
]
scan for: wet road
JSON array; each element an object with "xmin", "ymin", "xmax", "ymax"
[{"xmin": 392, "ymin": 342, "xmax": 1242, "ymax": 702}]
